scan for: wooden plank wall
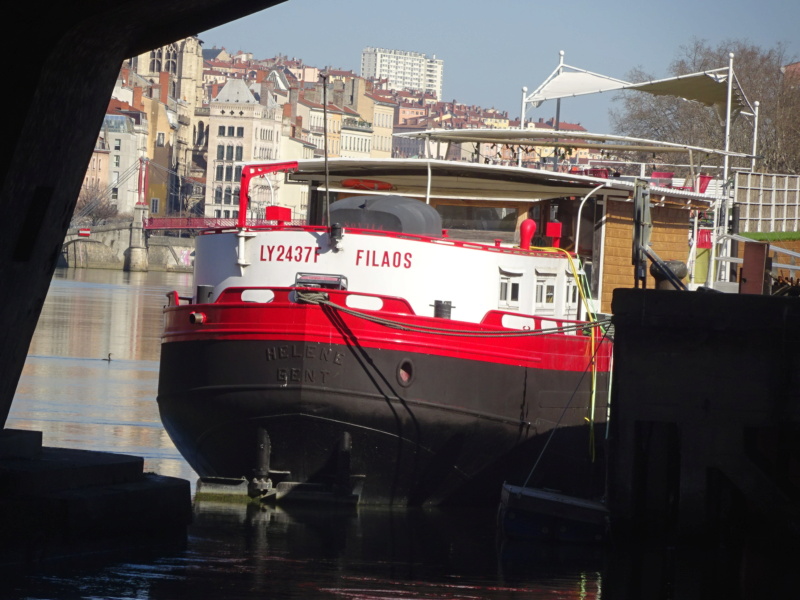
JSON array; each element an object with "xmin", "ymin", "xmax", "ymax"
[{"xmin": 600, "ymin": 200, "xmax": 692, "ymax": 312}]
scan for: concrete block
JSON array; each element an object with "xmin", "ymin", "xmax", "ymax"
[{"xmin": 0, "ymin": 429, "xmax": 42, "ymax": 460}]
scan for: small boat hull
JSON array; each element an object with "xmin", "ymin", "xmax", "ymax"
[{"xmin": 499, "ymin": 483, "xmax": 609, "ymax": 543}]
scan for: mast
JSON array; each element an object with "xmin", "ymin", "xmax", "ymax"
[
  {"xmin": 519, "ymin": 86, "xmax": 527, "ymax": 167},
  {"xmin": 321, "ymin": 72, "xmax": 331, "ymax": 228}
]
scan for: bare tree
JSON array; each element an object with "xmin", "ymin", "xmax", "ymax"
[
  {"xmin": 73, "ymin": 181, "xmax": 119, "ymax": 226},
  {"xmin": 610, "ymin": 39, "xmax": 800, "ymax": 174}
]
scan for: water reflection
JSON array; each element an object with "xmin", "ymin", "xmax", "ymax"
[
  {"xmin": 10, "ymin": 493, "xmax": 800, "ymax": 599},
  {"xmin": 10, "ymin": 500, "xmax": 606, "ymax": 599},
  {"xmin": 9, "ymin": 268, "xmax": 196, "ymax": 483}
]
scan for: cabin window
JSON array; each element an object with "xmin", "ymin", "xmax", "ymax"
[
  {"xmin": 439, "ymin": 206, "xmax": 516, "ymax": 235},
  {"xmin": 535, "ymin": 270, "xmax": 557, "ymax": 308},
  {"xmin": 565, "ymin": 274, "xmax": 579, "ymax": 311},
  {"xmin": 499, "ymin": 275, "xmax": 520, "ymax": 309},
  {"xmin": 535, "ymin": 281, "xmax": 555, "ymax": 305}
]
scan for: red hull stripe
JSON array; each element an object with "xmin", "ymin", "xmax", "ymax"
[{"xmin": 163, "ymin": 293, "xmax": 611, "ymax": 373}]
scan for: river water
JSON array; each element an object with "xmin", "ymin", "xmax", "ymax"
[{"xmin": 4, "ymin": 269, "xmax": 793, "ymax": 599}]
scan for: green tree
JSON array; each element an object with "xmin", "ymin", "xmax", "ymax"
[{"xmin": 610, "ymin": 39, "xmax": 800, "ymax": 175}]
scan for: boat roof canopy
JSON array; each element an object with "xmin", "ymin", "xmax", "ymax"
[
  {"xmin": 396, "ymin": 128, "xmax": 756, "ymax": 159},
  {"xmin": 281, "ymin": 158, "xmax": 714, "ymax": 208}
]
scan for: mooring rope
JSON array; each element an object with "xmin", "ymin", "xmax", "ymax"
[
  {"xmin": 295, "ymin": 290, "xmax": 611, "ymax": 338},
  {"xmin": 296, "ymin": 288, "xmax": 612, "ymax": 480},
  {"xmin": 520, "ymin": 325, "xmax": 611, "ymax": 490}
]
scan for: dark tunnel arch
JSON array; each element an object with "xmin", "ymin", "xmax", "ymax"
[{"xmin": 0, "ymin": 0, "xmax": 286, "ymax": 425}]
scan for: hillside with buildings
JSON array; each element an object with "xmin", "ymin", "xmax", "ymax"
[{"xmin": 78, "ymin": 37, "xmax": 593, "ymax": 223}]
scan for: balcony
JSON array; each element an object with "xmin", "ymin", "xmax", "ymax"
[{"xmin": 342, "ymin": 118, "xmax": 372, "ymax": 132}]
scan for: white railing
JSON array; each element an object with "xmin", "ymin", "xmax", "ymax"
[{"xmin": 735, "ymin": 172, "xmax": 800, "ymax": 233}]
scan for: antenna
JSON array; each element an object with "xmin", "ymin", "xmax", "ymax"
[{"xmin": 320, "ymin": 72, "xmax": 331, "ymax": 229}]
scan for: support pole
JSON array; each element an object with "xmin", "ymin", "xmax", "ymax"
[
  {"xmin": 751, "ymin": 101, "xmax": 760, "ymax": 172},
  {"xmin": 553, "ymin": 51, "xmax": 564, "ymax": 173},
  {"xmin": 717, "ymin": 53, "xmax": 735, "ymax": 284}
]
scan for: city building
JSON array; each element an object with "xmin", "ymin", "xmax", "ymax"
[
  {"xmin": 127, "ymin": 36, "xmax": 206, "ymax": 216},
  {"xmin": 99, "ymin": 103, "xmax": 147, "ymax": 215},
  {"xmin": 361, "ymin": 47, "xmax": 443, "ymax": 100},
  {"xmin": 344, "ymin": 77, "xmax": 396, "ymax": 158},
  {"xmin": 294, "ymin": 87, "xmax": 344, "ymax": 159},
  {"xmin": 204, "ymin": 78, "xmax": 285, "ymax": 219}
]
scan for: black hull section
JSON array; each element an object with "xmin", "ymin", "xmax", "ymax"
[{"xmin": 158, "ymin": 339, "xmax": 608, "ymax": 506}]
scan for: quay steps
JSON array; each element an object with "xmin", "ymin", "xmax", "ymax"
[{"xmin": 0, "ymin": 428, "xmax": 191, "ymax": 571}]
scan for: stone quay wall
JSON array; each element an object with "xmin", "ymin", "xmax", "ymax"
[{"xmin": 62, "ymin": 223, "xmax": 194, "ymax": 272}]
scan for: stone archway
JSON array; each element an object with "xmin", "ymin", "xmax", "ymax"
[{"xmin": 0, "ymin": 0, "xmax": 286, "ymax": 426}]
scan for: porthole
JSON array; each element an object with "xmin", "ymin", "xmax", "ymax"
[{"xmin": 396, "ymin": 359, "xmax": 415, "ymax": 387}]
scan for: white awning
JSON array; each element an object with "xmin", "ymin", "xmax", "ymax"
[
  {"xmin": 628, "ymin": 71, "xmax": 751, "ymax": 122},
  {"xmin": 526, "ymin": 71, "xmax": 629, "ymax": 107},
  {"xmin": 524, "ymin": 64, "xmax": 753, "ymax": 119}
]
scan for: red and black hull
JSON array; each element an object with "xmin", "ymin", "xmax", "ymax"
[{"xmin": 157, "ymin": 290, "xmax": 611, "ymax": 506}]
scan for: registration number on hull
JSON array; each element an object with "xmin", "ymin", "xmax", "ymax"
[{"xmin": 260, "ymin": 245, "xmax": 320, "ymax": 263}]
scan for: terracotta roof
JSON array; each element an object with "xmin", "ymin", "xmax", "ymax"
[
  {"xmin": 298, "ymin": 95, "xmax": 346, "ymax": 114},
  {"xmin": 107, "ymin": 98, "xmax": 142, "ymax": 116},
  {"xmin": 325, "ymin": 69, "xmax": 357, "ymax": 76}
]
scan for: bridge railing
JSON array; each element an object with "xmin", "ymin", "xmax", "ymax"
[{"xmin": 144, "ymin": 217, "xmax": 304, "ymax": 230}]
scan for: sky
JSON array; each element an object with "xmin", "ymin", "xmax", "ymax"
[{"xmin": 199, "ymin": 0, "xmax": 800, "ymax": 132}]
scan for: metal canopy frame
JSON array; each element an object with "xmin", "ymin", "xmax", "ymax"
[{"xmin": 519, "ymin": 51, "xmax": 760, "ymax": 289}]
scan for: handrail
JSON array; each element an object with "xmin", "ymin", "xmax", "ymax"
[{"xmin": 144, "ymin": 217, "xmax": 305, "ymax": 230}]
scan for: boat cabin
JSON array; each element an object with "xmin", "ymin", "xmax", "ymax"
[{"xmin": 266, "ymin": 157, "xmax": 714, "ymax": 315}]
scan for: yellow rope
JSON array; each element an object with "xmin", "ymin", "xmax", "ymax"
[{"xmin": 527, "ymin": 245, "xmax": 601, "ymax": 461}]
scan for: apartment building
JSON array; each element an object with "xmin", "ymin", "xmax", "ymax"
[
  {"xmin": 343, "ymin": 77, "xmax": 396, "ymax": 158},
  {"xmin": 295, "ymin": 91, "xmax": 343, "ymax": 158},
  {"xmin": 361, "ymin": 47, "xmax": 443, "ymax": 100},
  {"xmin": 204, "ymin": 78, "xmax": 284, "ymax": 219},
  {"xmin": 98, "ymin": 104, "xmax": 148, "ymax": 215}
]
